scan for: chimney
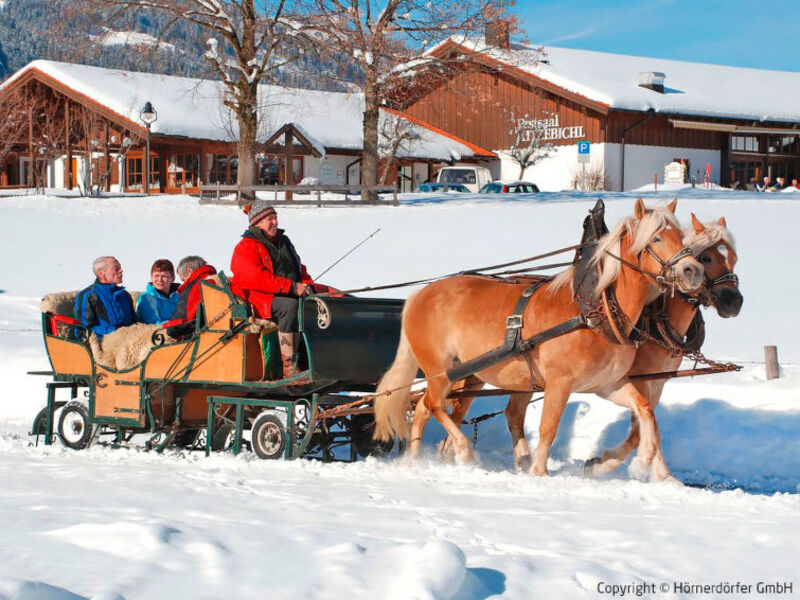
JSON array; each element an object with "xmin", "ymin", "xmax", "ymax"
[
  {"xmin": 485, "ymin": 21, "xmax": 510, "ymax": 50},
  {"xmin": 638, "ymin": 71, "xmax": 666, "ymax": 93}
]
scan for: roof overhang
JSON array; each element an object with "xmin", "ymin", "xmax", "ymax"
[
  {"xmin": 2, "ymin": 67, "xmax": 149, "ymax": 138},
  {"xmin": 263, "ymin": 123, "xmax": 324, "ymax": 158},
  {"xmin": 670, "ymin": 119, "xmax": 800, "ymax": 136},
  {"xmin": 382, "ymin": 107, "xmax": 497, "ymax": 158},
  {"xmin": 425, "ymin": 40, "xmax": 611, "ymax": 116}
]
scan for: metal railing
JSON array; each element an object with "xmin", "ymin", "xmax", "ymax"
[{"xmin": 198, "ymin": 184, "xmax": 398, "ymax": 206}]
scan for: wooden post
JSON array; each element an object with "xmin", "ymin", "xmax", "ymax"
[
  {"xmin": 284, "ymin": 127, "xmax": 294, "ymax": 201},
  {"xmin": 103, "ymin": 122, "xmax": 111, "ymax": 192},
  {"xmin": 64, "ymin": 100, "xmax": 72, "ymax": 189},
  {"xmin": 765, "ymin": 345, "xmax": 779, "ymax": 380},
  {"xmin": 28, "ymin": 104, "xmax": 34, "ymax": 188}
]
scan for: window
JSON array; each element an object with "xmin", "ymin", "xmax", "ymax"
[
  {"xmin": 126, "ymin": 155, "xmax": 159, "ymax": 191},
  {"xmin": 210, "ymin": 154, "xmax": 229, "ymax": 184},
  {"xmin": 167, "ymin": 154, "xmax": 200, "ymax": 188},
  {"xmin": 439, "ymin": 168, "xmax": 476, "ymax": 184},
  {"xmin": 731, "ymin": 136, "xmax": 758, "ymax": 152}
]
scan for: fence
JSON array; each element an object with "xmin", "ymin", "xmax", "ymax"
[{"xmin": 198, "ymin": 184, "xmax": 398, "ymax": 207}]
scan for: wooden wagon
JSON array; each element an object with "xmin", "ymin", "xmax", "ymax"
[{"xmin": 31, "ymin": 274, "xmax": 401, "ymax": 460}]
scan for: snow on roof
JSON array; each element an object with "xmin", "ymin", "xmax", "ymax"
[
  {"xmin": 0, "ymin": 60, "xmax": 486, "ymax": 161},
  {"xmin": 439, "ymin": 37, "xmax": 800, "ymax": 124}
]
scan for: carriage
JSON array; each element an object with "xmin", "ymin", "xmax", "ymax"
[{"xmin": 30, "ymin": 273, "xmax": 403, "ymax": 460}]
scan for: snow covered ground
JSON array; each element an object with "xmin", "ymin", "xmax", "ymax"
[{"xmin": 1, "ymin": 189, "xmax": 798, "ymax": 599}]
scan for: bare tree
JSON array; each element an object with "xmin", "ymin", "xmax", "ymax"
[
  {"xmin": 92, "ymin": 0, "xmax": 307, "ymax": 186},
  {"xmin": 0, "ymin": 88, "xmax": 27, "ymax": 182},
  {"xmin": 377, "ymin": 111, "xmax": 419, "ymax": 184},
  {"xmin": 304, "ymin": 0, "xmax": 514, "ymax": 199},
  {"xmin": 504, "ymin": 111, "xmax": 554, "ymax": 180}
]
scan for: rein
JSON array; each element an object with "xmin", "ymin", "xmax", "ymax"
[{"xmin": 603, "ymin": 245, "xmax": 694, "ymax": 294}]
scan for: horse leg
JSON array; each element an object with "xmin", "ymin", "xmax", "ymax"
[
  {"xmin": 439, "ymin": 376, "xmax": 482, "ymax": 459},
  {"xmin": 505, "ymin": 392, "xmax": 533, "ymax": 472},
  {"xmin": 425, "ymin": 379, "xmax": 473, "ymax": 464},
  {"xmin": 607, "ymin": 382, "xmax": 673, "ymax": 482},
  {"xmin": 531, "ymin": 380, "xmax": 571, "ymax": 476},
  {"xmin": 407, "ymin": 393, "xmax": 432, "ymax": 460},
  {"xmin": 584, "ymin": 414, "xmax": 640, "ymax": 476}
]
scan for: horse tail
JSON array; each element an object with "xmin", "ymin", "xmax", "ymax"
[{"xmin": 373, "ymin": 326, "xmax": 418, "ymax": 442}]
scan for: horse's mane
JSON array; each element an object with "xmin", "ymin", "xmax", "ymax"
[
  {"xmin": 683, "ymin": 222, "xmax": 736, "ymax": 263},
  {"xmin": 592, "ymin": 207, "xmax": 680, "ymax": 295},
  {"xmin": 548, "ymin": 206, "xmax": 681, "ymax": 296}
]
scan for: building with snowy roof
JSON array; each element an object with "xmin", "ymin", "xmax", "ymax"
[
  {"xmin": 0, "ymin": 60, "xmax": 494, "ymax": 193},
  {"xmin": 390, "ymin": 31, "xmax": 800, "ymax": 190}
]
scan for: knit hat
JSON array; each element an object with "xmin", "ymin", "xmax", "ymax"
[{"xmin": 248, "ymin": 200, "xmax": 277, "ymax": 225}]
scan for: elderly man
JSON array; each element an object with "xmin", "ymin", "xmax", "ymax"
[
  {"xmin": 230, "ymin": 201, "xmax": 329, "ymax": 379},
  {"xmin": 170, "ymin": 255, "xmax": 218, "ymax": 323},
  {"xmin": 74, "ymin": 256, "xmax": 136, "ymax": 339}
]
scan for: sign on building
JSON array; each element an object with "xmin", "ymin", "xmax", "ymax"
[{"xmin": 664, "ymin": 161, "xmax": 686, "ymax": 184}]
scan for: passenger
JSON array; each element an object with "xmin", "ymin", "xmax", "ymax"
[
  {"xmin": 170, "ymin": 255, "xmax": 218, "ymax": 323},
  {"xmin": 230, "ymin": 201, "xmax": 330, "ymax": 378},
  {"xmin": 74, "ymin": 256, "xmax": 136, "ymax": 339},
  {"xmin": 136, "ymin": 259, "xmax": 180, "ymax": 324},
  {"xmin": 793, "ymin": 178, "xmax": 800, "ymax": 190}
]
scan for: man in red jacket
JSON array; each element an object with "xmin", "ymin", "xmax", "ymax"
[
  {"xmin": 170, "ymin": 255, "xmax": 218, "ymax": 324},
  {"xmin": 230, "ymin": 201, "xmax": 327, "ymax": 379}
]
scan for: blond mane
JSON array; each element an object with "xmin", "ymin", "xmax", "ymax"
[
  {"xmin": 591, "ymin": 207, "xmax": 681, "ymax": 295},
  {"xmin": 683, "ymin": 222, "xmax": 736, "ymax": 258}
]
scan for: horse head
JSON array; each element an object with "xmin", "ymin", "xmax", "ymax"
[
  {"xmin": 685, "ymin": 213, "xmax": 743, "ymax": 318},
  {"xmin": 594, "ymin": 198, "xmax": 704, "ymax": 297}
]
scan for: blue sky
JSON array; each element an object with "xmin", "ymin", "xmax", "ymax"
[{"xmin": 517, "ymin": 0, "xmax": 799, "ymax": 72}]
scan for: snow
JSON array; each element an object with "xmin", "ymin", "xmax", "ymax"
[
  {"xmin": 0, "ymin": 61, "xmax": 481, "ymax": 162},
  {"xmin": 439, "ymin": 37, "xmax": 800, "ymax": 124},
  {"xmin": 95, "ymin": 29, "xmax": 175, "ymax": 51},
  {"xmin": 1, "ymin": 188, "xmax": 799, "ymax": 598}
]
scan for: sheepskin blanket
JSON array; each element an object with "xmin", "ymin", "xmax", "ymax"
[
  {"xmin": 89, "ymin": 323, "xmax": 172, "ymax": 371},
  {"xmin": 41, "ymin": 290, "xmax": 143, "ymax": 316}
]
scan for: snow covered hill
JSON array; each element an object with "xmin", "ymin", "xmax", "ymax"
[{"xmin": 0, "ymin": 189, "xmax": 798, "ymax": 599}]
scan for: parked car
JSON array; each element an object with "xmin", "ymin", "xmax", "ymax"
[
  {"xmin": 479, "ymin": 181, "xmax": 540, "ymax": 194},
  {"xmin": 436, "ymin": 166, "xmax": 492, "ymax": 193},
  {"xmin": 416, "ymin": 182, "xmax": 470, "ymax": 193}
]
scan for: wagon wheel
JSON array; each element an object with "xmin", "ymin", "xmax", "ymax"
[
  {"xmin": 211, "ymin": 422, "xmax": 235, "ymax": 451},
  {"xmin": 251, "ymin": 414, "xmax": 286, "ymax": 460},
  {"xmin": 173, "ymin": 428, "xmax": 200, "ymax": 449},
  {"xmin": 58, "ymin": 402, "xmax": 92, "ymax": 450},
  {"xmin": 30, "ymin": 407, "xmax": 48, "ymax": 437},
  {"xmin": 351, "ymin": 413, "xmax": 394, "ymax": 458}
]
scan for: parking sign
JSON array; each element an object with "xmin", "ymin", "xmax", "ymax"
[{"xmin": 578, "ymin": 142, "xmax": 590, "ymax": 154}]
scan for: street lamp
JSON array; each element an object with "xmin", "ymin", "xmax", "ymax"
[{"xmin": 140, "ymin": 101, "xmax": 158, "ymax": 194}]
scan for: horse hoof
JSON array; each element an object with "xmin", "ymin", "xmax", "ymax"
[
  {"xmin": 517, "ymin": 455, "xmax": 532, "ymax": 473},
  {"xmin": 584, "ymin": 457, "xmax": 602, "ymax": 476},
  {"xmin": 628, "ymin": 458, "xmax": 649, "ymax": 481}
]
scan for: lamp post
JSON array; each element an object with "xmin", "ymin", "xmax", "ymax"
[{"xmin": 139, "ymin": 101, "xmax": 157, "ymax": 194}]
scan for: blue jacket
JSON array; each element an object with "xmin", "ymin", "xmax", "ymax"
[
  {"xmin": 136, "ymin": 283, "xmax": 180, "ymax": 324},
  {"xmin": 74, "ymin": 280, "xmax": 136, "ymax": 338}
]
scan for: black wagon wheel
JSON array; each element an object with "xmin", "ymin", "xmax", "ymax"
[
  {"xmin": 351, "ymin": 413, "xmax": 394, "ymax": 458},
  {"xmin": 173, "ymin": 428, "xmax": 200, "ymax": 449},
  {"xmin": 58, "ymin": 402, "xmax": 92, "ymax": 450},
  {"xmin": 211, "ymin": 422, "xmax": 235, "ymax": 452},
  {"xmin": 251, "ymin": 414, "xmax": 287, "ymax": 460}
]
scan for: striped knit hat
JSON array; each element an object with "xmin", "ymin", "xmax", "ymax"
[{"xmin": 248, "ymin": 200, "xmax": 277, "ymax": 225}]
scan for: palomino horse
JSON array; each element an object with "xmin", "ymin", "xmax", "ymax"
[
  {"xmin": 374, "ymin": 199, "xmax": 704, "ymax": 481},
  {"xmin": 583, "ymin": 213, "xmax": 742, "ymax": 479}
]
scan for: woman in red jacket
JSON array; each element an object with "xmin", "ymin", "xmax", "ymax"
[{"xmin": 230, "ymin": 201, "xmax": 328, "ymax": 379}]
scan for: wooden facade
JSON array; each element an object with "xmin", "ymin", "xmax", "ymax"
[{"xmin": 391, "ymin": 40, "xmax": 800, "ymax": 188}]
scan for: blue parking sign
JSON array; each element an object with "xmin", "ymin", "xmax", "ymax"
[{"xmin": 578, "ymin": 142, "xmax": 590, "ymax": 154}]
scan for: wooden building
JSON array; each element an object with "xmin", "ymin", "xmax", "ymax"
[
  {"xmin": 390, "ymin": 35, "xmax": 800, "ymax": 190},
  {"xmin": 0, "ymin": 60, "xmax": 494, "ymax": 194}
]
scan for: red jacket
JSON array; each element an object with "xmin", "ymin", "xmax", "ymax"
[
  {"xmin": 172, "ymin": 264, "xmax": 218, "ymax": 323},
  {"xmin": 230, "ymin": 232, "xmax": 320, "ymax": 318}
]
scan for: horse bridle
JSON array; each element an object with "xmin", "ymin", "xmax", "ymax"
[
  {"xmin": 604, "ymin": 231, "xmax": 694, "ymax": 293},
  {"xmin": 694, "ymin": 264, "xmax": 740, "ymax": 307}
]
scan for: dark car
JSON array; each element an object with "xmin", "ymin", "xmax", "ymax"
[
  {"xmin": 479, "ymin": 181, "xmax": 540, "ymax": 193},
  {"xmin": 416, "ymin": 182, "xmax": 471, "ymax": 193}
]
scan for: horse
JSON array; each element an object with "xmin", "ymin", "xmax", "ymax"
[
  {"xmin": 582, "ymin": 213, "xmax": 742, "ymax": 479},
  {"xmin": 374, "ymin": 198, "xmax": 704, "ymax": 481}
]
